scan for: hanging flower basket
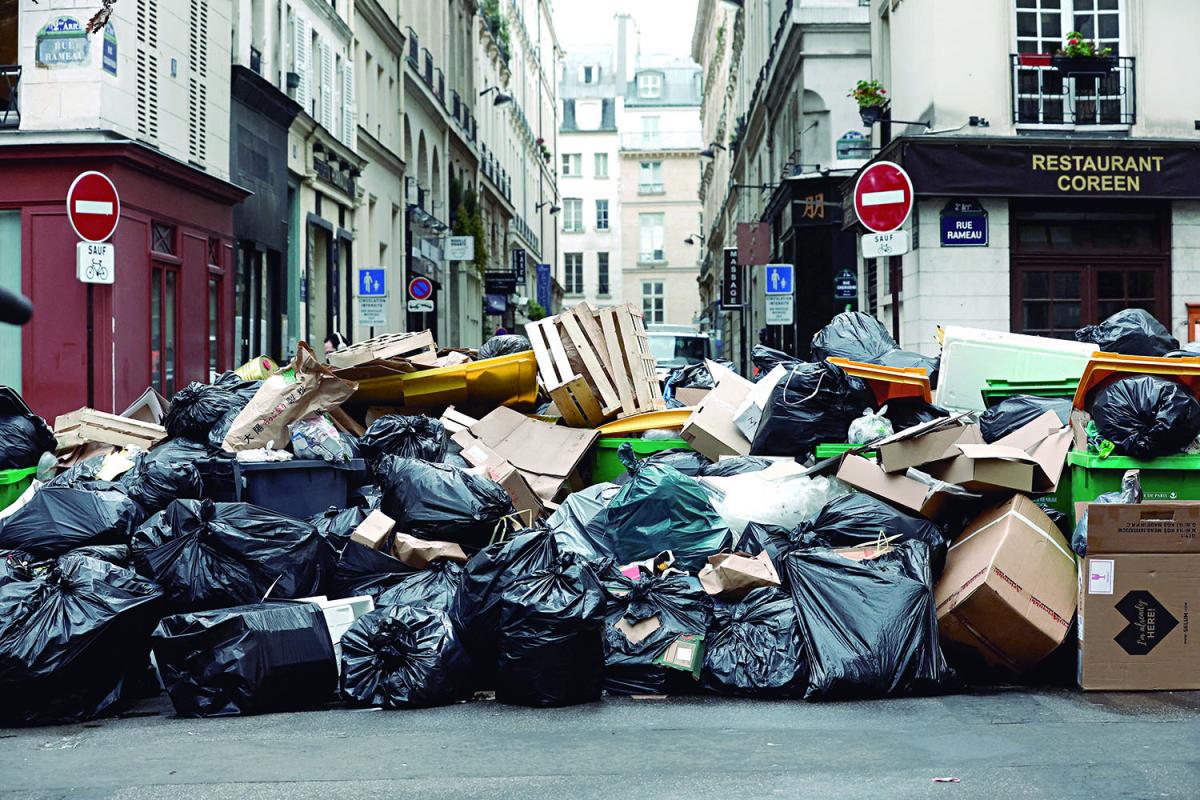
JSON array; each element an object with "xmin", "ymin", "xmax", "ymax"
[
  {"xmin": 859, "ymin": 104, "xmax": 888, "ymax": 126},
  {"xmin": 1050, "ymin": 54, "xmax": 1117, "ymax": 77}
]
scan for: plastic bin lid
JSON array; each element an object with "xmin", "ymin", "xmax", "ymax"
[
  {"xmin": 825, "ymin": 357, "xmax": 932, "ymax": 404},
  {"xmin": 1072, "ymin": 352, "xmax": 1200, "ymax": 409},
  {"xmin": 597, "ymin": 408, "xmax": 692, "ymax": 437},
  {"xmin": 1067, "ymin": 450, "xmax": 1200, "ymax": 469},
  {"xmin": 234, "ymin": 458, "xmax": 366, "ymax": 473}
]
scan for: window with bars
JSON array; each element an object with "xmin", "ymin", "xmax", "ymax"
[
  {"xmin": 564, "ymin": 252, "xmax": 584, "ymax": 295},
  {"xmin": 642, "ymin": 280, "xmax": 665, "ymax": 324},
  {"xmin": 597, "ymin": 252, "xmax": 609, "ymax": 296},
  {"xmin": 151, "ymin": 222, "xmax": 176, "ymax": 255}
]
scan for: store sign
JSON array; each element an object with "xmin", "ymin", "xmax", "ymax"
[
  {"xmin": 940, "ymin": 198, "xmax": 988, "ymax": 247},
  {"xmin": 835, "ymin": 269, "xmax": 857, "ymax": 300},
  {"xmin": 736, "ymin": 222, "xmax": 770, "ymax": 266},
  {"xmin": 102, "ymin": 22, "xmax": 118, "ymax": 76},
  {"xmin": 36, "ymin": 17, "xmax": 90, "ymax": 68},
  {"xmin": 485, "ymin": 274, "xmax": 517, "ymax": 294},
  {"xmin": 901, "ymin": 143, "xmax": 1200, "ymax": 198},
  {"xmin": 512, "ymin": 249, "xmax": 527, "ymax": 283},
  {"xmin": 721, "ymin": 247, "xmax": 743, "ymax": 308},
  {"xmin": 536, "ymin": 263, "xmax": 552, "ymax": 310},
  {"xmin": 446, "ymin": 236, "xmax": 475, "ymax": 262}
]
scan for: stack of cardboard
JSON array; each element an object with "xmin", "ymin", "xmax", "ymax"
[
  {"xmin": 681, "ymin": 361, "xmax": 756, "ymax": 461},
  {"xmin": 54, "ymin": 408, "xmax": 167, "ymax": 453}
]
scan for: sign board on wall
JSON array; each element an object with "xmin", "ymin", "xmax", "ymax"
[
  {"xmin": 36, "ymin": 17, "xmax": 90, "ymax": 68},
  {"xmin": 862, "ymin": 230, "xmax": 910, "ymax": 259},
  {"xmin": 102, "ymin": 22, "xmax": 118, "ymax": 76},
  {"xmin": 76, "ymin": 242, "xmax": 114, "ymax": 284},
  {"xmin": 835, "ymin": 269, "xmax": 858, "ymax": 300},
  {"xmin": 358, "ymin": 297, "xmax": 388, "ymax": 326},
  {"xmin": 446, "ymin": 236, "xmax": 475, "ymax": 262},
  {"xmin": 536, "ymin": 263, "xmax": 552, "ymax": 310},
  {"xmin": 736, "ymin": 222, "xmax": 770, "ymax": 266},
  {"xmin": 764, "ymin": 264, "xmax": 794, "ymax": 295},
  {"xmin": 721, "ymin": 248, "xmax": 743, "ymax": 308},
  {"xmin": 765, "ymin": 295, "xmax": 794, "ymax": 326},
  {"xmin": 512, "ymin": 249, "xmax": 527, "ymax": 283},
  {"xmin": 940, "ymin": 198, "xmax": 989, "ymax": 247}
]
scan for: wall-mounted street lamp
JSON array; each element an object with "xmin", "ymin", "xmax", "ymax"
[
  {"xmin": 683, "ymin": 233, "xmax": 705, "ymax": 246},
  {"xmin": 536, "ymin": 200, "xmax": 561, "ymax": 215},
  {"xmin": 480, "ymin": 86, "xmax": 513, "ymax": 106},
  {"xmin": 699, "ymin": 142, "xmax": 726, "ymax": 159}
]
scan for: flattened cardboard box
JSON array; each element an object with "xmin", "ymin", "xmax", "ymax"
[
  {"xmin": 873, "ymin": 413, "xmax": 974, "ymax": 473},
  {"xmin": 927, "ymin": 411, "xmax": 1072, "ymax": 494},
  {"xmin": 681, "ymin": 361, "xmax": 755, "ymax": 461},
  {"xmin": 835, "ymin": 453, "xmax": 961, "ymax": 521},
  {"xmin": 934, "ymin": 495, "xmax": 1077, "ymax": 674},
  {"xmin": 1079, "ymin": 502, "xmax": 1200, "ymax": 691}
]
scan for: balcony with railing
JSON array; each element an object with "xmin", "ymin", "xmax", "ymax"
[
  {"xmin": 0, "ymin": 66, "xmax": 21, "ymax": 129},
  {"xmin": 620, "ymin": 131, "xmax": 704, "ymax": 151},
  {"xmin": 406, "ymin": 29, "xmax": 419, "ymax": 66},
  {"xmin": 1011, "ymin": 54, "xmax": 1135, "ymax": 126},
  {"xmin": 451, "ymin": 91, "xmax": 461, "ymax": 124},
  {"xmin": 435, "ymin": 69, "xmax": 445, "ymax": 105},
  {"xmin": 638, "ymin": 182, "xmax": 665, "ymax": 195}
]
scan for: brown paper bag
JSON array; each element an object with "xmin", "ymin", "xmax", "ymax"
[
  {"xmin": 391, "ymin": 532, "xmax": 469, "ymax": 569},
  {"xmin": 698, "ymin": 551, "xmax": 781, "ymax": 598},
  {"xmin": 222, "ymin": 342, "xmax": 358, "ymax": 452}
]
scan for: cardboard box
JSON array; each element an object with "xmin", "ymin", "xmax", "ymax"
[
  {"xmin": 680, "ymin": 362, "xmax": 755, "ymax": 461},
  {"xmin": 351, "ymin": 510, "xmax": 395, "ymax": 550},
  {"xmin": 835, "ymin": 453, "xmax": 964, "ymax": 521},
  {"xmin": 698, "ymin": 551, "xmax": 781, "ymax": 598},
  {"xmin": 484, "ymin": 461, "xmax": 546, "ymax": 525},
  {"xmin": 927, "ymin": 411, "xmax": 1072, "ymax": 494},
  {"xmin": 935, "ymin": 495, "xmax": 1077, "ymax": 673},
  {"xmin": 873, "ymin": 414, "xmax": 974, "ymax": 473},
  {"xmin": 732, "ymin": 364, "xmax": 788, "ymax": 442},
  {"xmin": 1078, "ymin": 502, "xmax": 1200, "ymax": 690},
  {"xmin": 453, "ymin": 406, "xmax": 597, "ymax": 503},
  {"xmin": 120, "ymin": 387, "xmax": 171, "ymax": 426},
  {"xmin": 391, "ymin": 533, "xmax": 469, "ymax": 569},
  {"xmin": 673, "ymin": 387, "xmax": 711, "ymax": 407}
]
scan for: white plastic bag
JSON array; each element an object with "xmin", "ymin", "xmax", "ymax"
[
  {"xmin": 847, "ymin": 405, "xmax": 893, "ymax": 445},
  {"xmin": 290, "ymin": 414, "xmax": 354, "ymax": 463},
  {"xmin": 701, "ymin": 463, "xmax": 850, "ymax": 535}
]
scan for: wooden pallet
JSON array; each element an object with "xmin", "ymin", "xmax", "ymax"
[
  {"xmin": 54, "ymin": 408, "xmax": 167, "ymax": 452},
  {"xmin": 326, "ymin": 330, "xmax": 437, "ymax": 369},
  {"xmin": 525, "ymin": 303, "xmax": 664, "ymax": 427}
]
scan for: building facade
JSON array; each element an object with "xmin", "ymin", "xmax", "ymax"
[
  {"xmin": 618, "ymin": 53, "xmax": 704, "ymax": 328},
  {"xmin": 852, "ymin": 0, "xmax": 1200, "ymax": 356},
  {"xmin": 693, "ymin": 0, "xmax": 870, "ymax": 370}
]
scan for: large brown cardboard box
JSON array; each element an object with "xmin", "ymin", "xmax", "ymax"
[
  {"xmin": 934, "ymin": 495, "xmax": 1077, "ymax": 673},
  {"xmin": 680, "ymin": 362, "xmax": 755, "ymax": 461},
  {"xmin": 1078, "ymin": 502, "xmax": 1200, "ymax": 691},
  {"xmin": 835, "ymin": 453, "xmax": 963, "ymax": 521}
]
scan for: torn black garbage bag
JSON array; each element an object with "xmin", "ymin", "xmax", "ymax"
[
  {"xmin": 131, "ymin": 499, "xmax": 336, "ymax": 611},
  {"xmin": 377, "ymin": 456, "xmax": 514, "ymax": 550},
  {"xmin": 1075, "ymin": 308, "xmax": 1178, "ymax": 357},
  {"xmin": 602, "ymin": 574, "xmax": 710, "ymax": 695},
  {"xmin": 797, "ymin": 493, "xmax": 950, "ymax": 578},
  {"xmin": 750, "ymin": 361, "xmax": 876, "ymax": 460},
  {"xmin": 702, "ymin": 586, "xmax": 807, "ymax": 698},
  {"xmin": 0, "ymin": 484, "xmax": 141, "ymax": 558},
  {"xmin": 163, "ymin": 382, "xmax": 243, "ymax": 442},
  {"xmin": 152, "ymin": 601, "xmax": 337, "ymax": 717},
  {"xmin": 339, "ymin": 605, "xmax": 471, "ymax": 709},
  {"xmin": 496, "ymin": 552, "xmax": 606, "ymax": 707},
  {"xmin": 979, "ymin": 395, "xmax": 1072, "ymax": 443},
  {"xmin": 308, "ymin": 506, "xmax": 369, "ymax": 552},
  {"xmin": 478, "ymin": 334, "xmax": 532, "ymax": 360},
  {"xmin": 0, "ymin": 387, "xmax": 56, "ymax": 471},
  {"xmin": 0, "ymin": 553, "xmax": 163, "ymax": 725},
  {"xmin": 785, "ymin": 541, "xmax": 953, "ymax": 700},
  {"xmin": 1090, "ymin": 375, "xmax": 1200, "ymax": 459},
  {"xmin": 734, "ymin": 521, "xmax": 803, "ymax": 587},
  {"xmin": 359, "ymin": 414, "xmax": 450, "ymax": 467}
]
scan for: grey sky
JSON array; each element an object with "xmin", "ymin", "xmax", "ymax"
[{"xmin": 552, "ymin": 0, "xmax": 699, "ymax": 59}]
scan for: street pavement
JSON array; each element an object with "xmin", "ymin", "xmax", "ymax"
[{"xmin": 2, "ymin": 689, "xmax": 1198, "ymax": 800}]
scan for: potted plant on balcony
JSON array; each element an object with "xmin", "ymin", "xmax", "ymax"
[
  {"xmin": 1051, "ymin": 32, "xmax": 1116, "ymax": 76},
  {"xmin": 850, "ymin": 79, "xmax": 889, "ymax": 126}
]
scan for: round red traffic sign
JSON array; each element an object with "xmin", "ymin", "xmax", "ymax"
[
  {"xmin": 853, "ymin": 161, "xmax": 914, "ymax": 234},
  {"xmin": 409, "ymin": 276, "xmax": 433, "ymax": 300},
  {"xmin": 67, "ymin": 171, "xmax": 121, "ymax": 243}
]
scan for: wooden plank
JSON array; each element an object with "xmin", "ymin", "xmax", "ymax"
[
  {"xmin": 560, "ymin": 311, "xmax": 620, "ymax": 413},
  {"xmin": 525, "ymin": 320, "xmax": 562, "ymax": 388},
  {"xmin": 328, "ymin": 406, "xmax": 366, "ymax": 437},
  {"xmin": 55, "ymin": 407, "xmax": 167, "ymax": 435},
  {"xmin": 543, "ymin": 319, "xmax": 575, "ymax": 387},
  {"xmin": 599, "ymin": 308, "xmax": 636, "ymax": 415},
  {"xmin": 550, "ymin": 374, "xmax": 606, "ymax": 428},
  {"xmin": 326, "ymin": 330, "xmax": 436, "ymax": 368},
  {"xmin": 572, "ymin": 304, "xmax": 613, "ymax": 374},
  {"xmin": 616, "ymin": 307, "xmax": 653, "ymax": 410}
]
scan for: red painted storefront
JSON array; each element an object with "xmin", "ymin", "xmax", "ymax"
[{"xmin": 0, "ymin": 142, "xmax": 248, "ymax": 420}]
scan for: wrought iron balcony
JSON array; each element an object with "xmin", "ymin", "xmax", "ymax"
[
  {"xmin": 436, "ymin": 69, "xmax": 445, "ymax": 104},
  {"xmin": 422, "ymin": 49, "xmax": 434, "ymax": 86},
  {"xmin": 406, "ymin": 29, "xmax": 419, "ymax": 66},
  {"xmin": 1011, "ymin": 53, "xmax": 1135, "ymax": 126},
  {"xmin": 0, "ymin": 66, "xmax": 20, "ymax": 129}
]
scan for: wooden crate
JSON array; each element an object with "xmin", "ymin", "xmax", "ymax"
[
  {"xmin": 525, "ymin": 303, "xmax": 664, "ymax": 426},
  {"xmin": 54, "ymin": 408, "xmax": 167, "ymax": 452},
  {"xmin": 326, "ymin": 330, "xmax": 437, "ymax": 369}
]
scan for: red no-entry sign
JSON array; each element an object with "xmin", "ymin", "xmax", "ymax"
[
  {"xmin": 67, "ymin": 171, "xmax": 121, "ymax": 243},
  {"xmin": 853, "ymin": 161, "xmax": 914, "ymax": 234}
]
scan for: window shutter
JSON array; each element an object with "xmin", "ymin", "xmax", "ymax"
[
  {"xmin": 293, "ymin": 18, "xmax": 310, "ymax": 111},
  {"xmin": 342, "ymin": 60, "xmax": 355, "ymax": 146},
  {"xmin": 320, "ymin": 41, "xmax": 334, "ymax": 130}
]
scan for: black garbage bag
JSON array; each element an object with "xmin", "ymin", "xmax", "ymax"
[
  {"xmin": 612, "ymin": 448, "xmax": 711, "ymax": 484},
  {"xmin": 70, "ymin": 543, "xmax": 132, "ymax": 566},
  {"xmin": 0, "ymin": 387, "xmax": 56, "ymax": 471},
  {"xmin": 307, "ymin": 506, "xmax": 369, "ymax": 552},
  {"xmin": 131, "ymin": 499, "xmax": 336, "ymax": 611},
  {"xmin": 664, "ymin": 362, "xmax": 716, "ymax": 391},
  {"xmin": 212, "ymin": 371, "xmax": 264, "ymax": 403},
  {"xmin": 702, "ymin": 586, "xmax": 807, "ymax": 697},
  {"xmin": 811, "ymin": 311, "xmax": 898, "ymax": 363},
  {"xmin": 785, "ymin": 541, "xmax": 953, "ymax": 700},
  {"xmin": 602, "ymin": 574, "xmax": 710, "ymax": 695},
  {"xmin": 734, "ymin": 521, "xmax": 804, "ymax": 587},
  {"xmin": 0, "ymin": 554, "xmax": 163, "ymax": 724},
  {"xmin": 0, "ymin": 549, "xmax": 39, "ymax": 586},
  {"xmin": 1075, "ymin": 308, "xmax": 1178, "ymax": 357},
  {"xmin": 496, "ymin": 552, "xmax": 606, "ymax": 707},
  {"xmin": 1091, "ymin": 375, "xmax": 1200, "ymax": 458},
  {"xmin": 377, "ymin": 457, "xmax": 514, "ymax": 550},
  {"xmin": 750, "ymin": 361, "xmax": 876, "ymax": 460},
  {"xmin": 339, "ymin": 605, "xmax": 471, "ymax": 709},
  {"xmin": 0, "ymin": 484, "xmax": 142, "ymax": 557},
  {"xmin": 752, "ymin": 344, "xmax": 800, "ymax": 376},
  {"xmin": 152, "ymin": 601, "xmax": 337, "ymax": 717},
  {"xmin": 358, "ymin": 415, "xmax": 449, "ymax": 467},
  {"xmin": 544, "ymin": 484, "xmax": 619, "ymax": 559},
  {"xmin": 884, "ymin": 398, "xmax": 950, "ymax": 432},
  {"xmin": 147, "ymin": 438, "xmax": 238, "ymax": 501},
  {"xmin": 119, "ymin": 449, "xmax": 204, "ymax": 514},
  {"xmin": 798, "ymin": 493, "xmax": 950, "ymax": 578},
  {"xmin": 163, "ymin": 382, "xmax": 243, "ymax": 442},
  {"xmin": 979, "ymin": 395, "xmax": 1073, "ymax": 443},
  {"xmin": 587, "ymin": 444, "xmax": 732, "ymax": 572},
  {"xmin": 478, "ymin": 334, "xmax": 532, "ymax": 360},
  {"xmin": 331, "ymin": 540, "xmax": 464, "ymax": 614},
  {"xmin": 699, "ymin": 455, "xmax": 775, "ymax": 477},
  {"xmin": 878, "ymin": 350, "xmax": 941, "ymax": 388},
  {"xmin": 1072, "ymin": 470, "xmax": 1143, "ymax": 557}
]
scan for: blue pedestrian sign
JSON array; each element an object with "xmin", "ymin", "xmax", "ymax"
[
  {"xmin": 358, "ymin": 268, "xmax": 386, "ymax": 296},
  {"xmin": 765, "ymin": 264, "xmax": 794, "ymax": 295}
]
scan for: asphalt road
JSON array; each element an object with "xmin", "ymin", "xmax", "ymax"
[{"xmin": 2, "ymin": 689, "xmax": 1198, "ymax": 800}]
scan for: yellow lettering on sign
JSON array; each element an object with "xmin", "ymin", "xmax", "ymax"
[
  {"xmin": 1032, "ymin": 154, "xmax": 1047, "ymax": 170},
  {"xmin": 1037, "ymin": 150, "xmax": 1165, "ymax": 193}
]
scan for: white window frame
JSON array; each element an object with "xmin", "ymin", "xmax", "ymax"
[
  {"xmin": 562, "ymin": 198, "xmax": 584, "ymax": 233},
  {"xmin": 640, "ymin": 115, "xmax": 661, "ymax": 147},
  {"xmin": 639, "ymin": 161, "xmax": 664, "ymax": 195},
  {"xmin": 594, "ymin": 152, "xmax": 609, "ymax": 178},
  {"xmin": 639, "ymin": 213, "xmax": 665, "ymax": 263},
  {"xmin": 564, "ymin": 252, "xmax": 584, "ymax": 295},
  {"xmin": 596, "ymin": 199, "xmax": 609, "ymax": 231},
  {"xmin": 642, "ymin": 280, "xmax": 665, "ymax": 324},
  {"xmin": 560, "ymin": 153, "xmax": 582, "ymax": 177},
  {"xmin": 637, "ymin": 72, "xmax": 663, "ymax": 99}
]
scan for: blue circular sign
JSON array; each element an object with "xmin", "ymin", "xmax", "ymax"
[{"xmin": 409, "ymin": 277, "xmax": 433, "ymax": 300}]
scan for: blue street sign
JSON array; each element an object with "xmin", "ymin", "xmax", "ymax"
[
  {"xmin": 940, "ymin": 198, "xmax": 989, "ymax": 247},
  {"xmin": 358, "ymin": 268, "xmax": 386, "ymax": 296},
  {"xmin": 765, "ymin": 264, "xmax": 794, "ymax": 295},
  {"xmin": 536, "ymin": 263, "xmax": 552, "ymax": 310}
]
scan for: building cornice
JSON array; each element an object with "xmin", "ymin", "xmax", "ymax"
[{"xmin": 355, "ymin": 0, "xmax": 406, "ymax": 54}]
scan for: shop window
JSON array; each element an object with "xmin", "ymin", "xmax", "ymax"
[{"xmin": 151, "ymin": 265, "xmax": 179, "ymax": 394}]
